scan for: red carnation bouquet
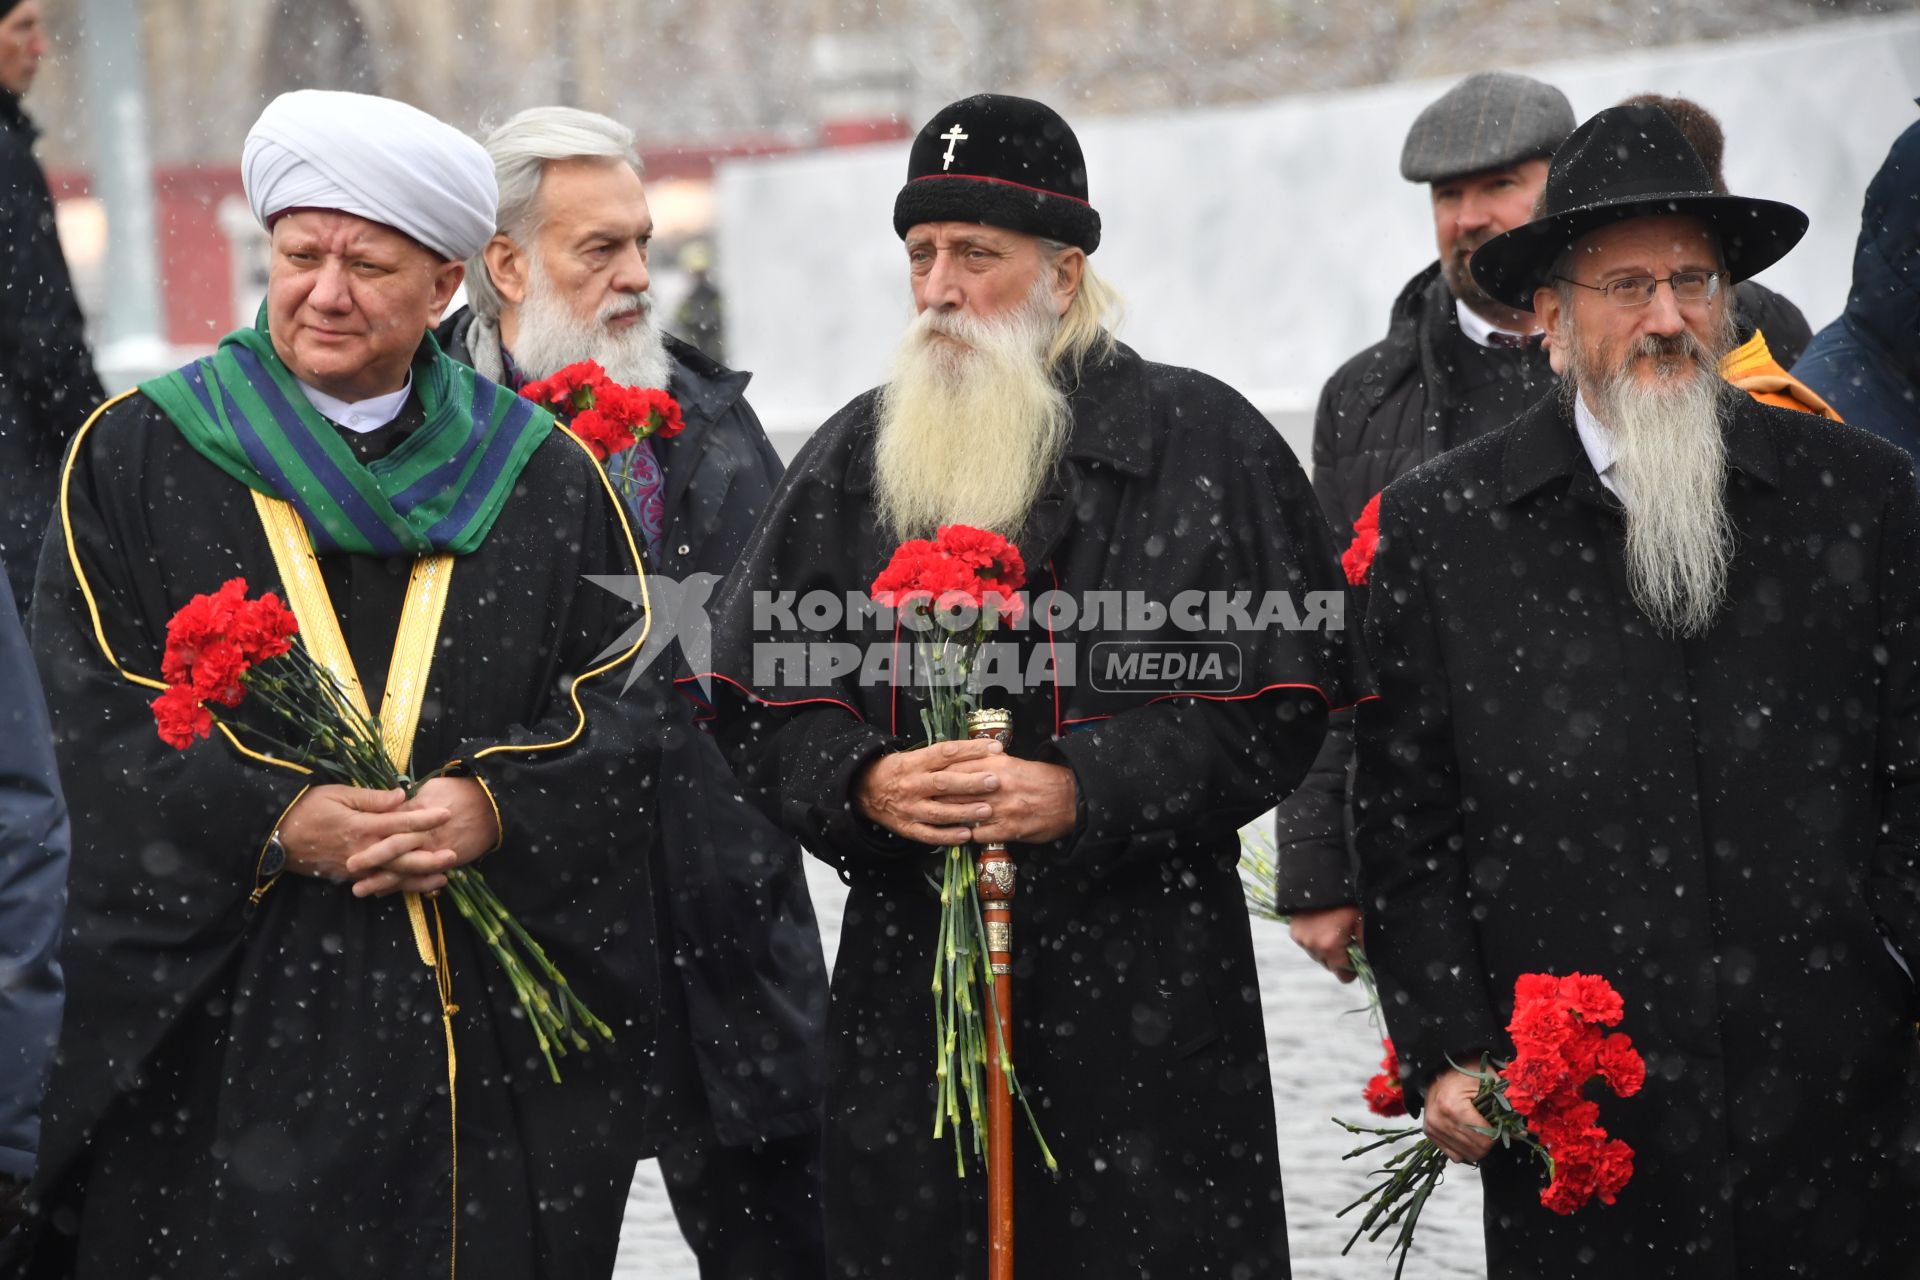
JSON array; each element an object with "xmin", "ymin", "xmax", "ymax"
[
  {"xmin": 521, "ymin": 359, "xmax": 684, "ymax": 500},
  {"xmin": 152, "ymin": 578, "xmax": 609, "ymax": 1081},
  {"xmin": 1336, "ymin": 971, "xmax": 1644, "ymax": 1278},
  {"xmin": 868, "ymin": 524, "xmax": 1053, "ymax": 1177}
]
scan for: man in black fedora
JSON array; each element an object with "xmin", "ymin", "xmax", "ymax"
[
  {"xmin": 1357, "ymin": 103, "xmax": 1920, "ymax": 1278},
  {"xmin": 692, "ymin": 93, "xmax": 1354, "ymax": 1276}
]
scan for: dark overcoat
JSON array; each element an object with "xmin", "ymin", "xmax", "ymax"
[
  {"xmin": 695, "ymin": 343, "xmax": 1356, "ymax": 1278},
  {"xmin": 437, "ymin": 309, "xmax": 828, "ymax": 1147},
  {"xmin": 0, "ymin": 93, "xmax": 101, "ymax": 614},
  {"xmin": 1356, "ymin": 388, "xmax": 1920, "ymax": 1278}
]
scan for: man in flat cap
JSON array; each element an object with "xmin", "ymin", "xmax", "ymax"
[
  {"xmin": 1358, "ymin": 104, "xmax": 1920, "ymax": 1277},
  {"xmin": 1280, "ymin": 70, "xmax": 1573, "ymax": 985},
  {"xmin": 694, "ymin": 93, "xmax": 1353, "ymax": 1276},
  {"xmin": 8, "ymin": 90, "xmax": 663, "ymax": 1277},
  {"xmin": 0, "ymin": 0, "xmax": 100, "ymax": 617}
]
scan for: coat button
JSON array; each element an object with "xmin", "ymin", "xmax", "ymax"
[{"xmin": 677, "ymin": 544, "xmax": 690, "ymax": 556}]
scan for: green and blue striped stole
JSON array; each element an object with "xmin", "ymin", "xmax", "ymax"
[{"xmin": 141, "ymin": 321, "xmax": 553, "ymax": 557}]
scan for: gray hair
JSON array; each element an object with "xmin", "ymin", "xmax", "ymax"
[
  {"xmin": 1036, "ymin": 237, "xmax": 1122, "ymax": 381},
  {"xmin": 466, "ymin": 107, "xmax": 643, "ymax": 322}
]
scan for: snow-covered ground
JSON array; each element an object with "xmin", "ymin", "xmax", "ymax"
[{"xmin": 613, "ymin": 855, "xmax": 1485, "ymax": 1280}]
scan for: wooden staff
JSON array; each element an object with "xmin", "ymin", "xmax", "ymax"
[{"xmin": 966, "ymin": 707, "xmax": 1016, "ymax": 1280}]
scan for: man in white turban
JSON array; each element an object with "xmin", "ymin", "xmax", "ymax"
[{"xmin": 6, "ymin": 91, "xmax": 666, "ymax": 1278}]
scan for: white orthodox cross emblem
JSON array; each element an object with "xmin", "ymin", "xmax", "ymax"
[{"xmin": 939, "ymin": 124, "xmax": 968, "ymax": 170}]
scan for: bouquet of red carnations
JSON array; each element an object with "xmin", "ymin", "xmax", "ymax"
[
  {"xmin": 152, "ymin": 577, "xmax": 609, "ymax": 1082},
  {"xmin": 521, "ymin": 359, "xmax": 684, "ymax": 501},
  {"xmin": 1336, "ymin": 971, "xmax": 1644, "ymax": 1278},
  {"xmin": 869, "ymin": 524, "xmax": 1054, "ymax": 1177}
]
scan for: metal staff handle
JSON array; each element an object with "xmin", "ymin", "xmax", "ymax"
[{"xmin": 967, "ymin": 707, "xmax": 1016, "ymax": 1280}]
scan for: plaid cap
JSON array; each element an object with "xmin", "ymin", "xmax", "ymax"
[{"xmin": 1400, "ymin": 71, "xmax": 1576, "ymax": 184}]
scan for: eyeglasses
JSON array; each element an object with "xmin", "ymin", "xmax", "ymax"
[{"xmin": 1554, "ymin": 270, "xmax": 1722, "ymax": 308}]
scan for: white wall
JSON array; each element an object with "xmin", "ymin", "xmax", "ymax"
[{"xmin": 717, "ymin": 13, "xmax": 1920, "ymax": 460}]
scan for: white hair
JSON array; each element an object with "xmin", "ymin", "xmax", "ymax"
[{"xmin": 466, "ymin": 107, "xmax": 642, "ymax": 323}]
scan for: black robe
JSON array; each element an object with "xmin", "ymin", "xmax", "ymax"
[
  {"xmin": 1356, "ymin": 390, "xmax": 1920, "ymax": 1278},
  {"xmin": 693, "ymin": 343, "xmax": 1356, "ymax": 1278},
  {"xmin": 11, "ymin": 391, "xmax": 665, "ymax": 1279}
]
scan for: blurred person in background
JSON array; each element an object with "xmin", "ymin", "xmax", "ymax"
[
  {"xmin": 0, "ymin": 585, "xmax": 67, "ymax": 1250},
  {"xmin": 438, "ymin": 106, "xmax": 828, "ymax": 1280},
  {"xmin": 1616, "ymin": 92, "xmax": 1815, "ymax": 368},
  {"xmin": 672, "ymin": 240, "xmax": 726, "ymax": 364},
  {"xmin": 0, "ymin": 0, "xmax": 100, "ymax": 615},
  {"xmin": 1280, "ymin": 70, "xmax": 1571, "ymax": 985},
  {"xmin": 1793, "ymin": 115, "xmax": 1920, "ymax": 461}
]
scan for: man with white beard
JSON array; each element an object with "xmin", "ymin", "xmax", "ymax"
[
  {"xmin": 1357, "ymin": 104, "xmax": 1920, "ymax": 1280},
  {"xmin": 695, "ymin": 94, "xmax": 1355, "ymax": 1277},
  {"xmin": 437, "ymin": 108, "xmax": 830, "ymax": 1280}
]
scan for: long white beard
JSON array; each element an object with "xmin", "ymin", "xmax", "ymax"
[
  {"xmin": 1568, "ymin": 315, "xmax": 1738, "ymax": 637},
  {"xmin": 509, "ymin": 259, "xmax": 673, "ymax": 391},
  {"xmin": 873, "ymin": 275, "xmax": 1070, "ymax": 541}
]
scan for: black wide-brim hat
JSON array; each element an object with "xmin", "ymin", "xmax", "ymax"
[
  {"xmin": 894, "ymin": 93, "xmax": 1101, "ymax": 253},
  {"xmin": 1469, "ymin": 104, "xmax": 1808, "ymax": 310}
]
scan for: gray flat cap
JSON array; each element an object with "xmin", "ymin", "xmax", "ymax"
[{"xmin": 1400, "ymin": 71, "xmax": 1576, "ymax": 183}]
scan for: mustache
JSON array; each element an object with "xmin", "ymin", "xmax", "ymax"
[
  {"xmin": 1627, "ymin": 330, "xmax": 1711, "ymax": 368},
  {"xmin": 1450, "ymin": 230, "xmax": 1494, "ymax": 261},
  {"xmin": 599, "ymin": 291, "xmax": 651, "ymax": 325}
]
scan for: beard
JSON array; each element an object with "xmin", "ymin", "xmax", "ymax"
[
  {"xmin": 509, "ymin": 258, "xmax": 673, "ymax": 390},
  {"xmin": 873, "ymin": 273, "xmax": 1071, "ymax": 542},
  {"xmin": 1563, "ymin": 306, "xmax": 1740, "ymax": 637},
  {"xmin": 1441, "ymin": 229, "xmax": 1506, "ymax": 316}
]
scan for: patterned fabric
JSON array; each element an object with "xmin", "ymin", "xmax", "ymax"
[
  {"xmin": 141, "ymin": 318, "xmax": 551, "ymax": 557},
  {"xmin": 612, "ymin": 438, "xmax": 666, "ymax": 553}
]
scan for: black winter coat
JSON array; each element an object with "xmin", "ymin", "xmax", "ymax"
[
  {"xmin": 437, "ymin": 309, "xmax": 827, "ymax": 1147},
  {"xmin": 0, "ymin": 93, "xmax": 100, "ymax": 615},
  {"xmin": 694, "ymin": 343, "xmax": 1355, "ymax": 1278},
  {"xmin": 1356, "ymin": 389, "xmax": 1920, "ymax": 1278},
  {"xmin": 1278, "ymin": 270, "xmax": 1814, "ymax": 916}
]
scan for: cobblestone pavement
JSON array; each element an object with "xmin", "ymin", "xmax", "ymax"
[{"xmin": 615, "ymin": 858, "xmax": 1487, "ymax": 1280}]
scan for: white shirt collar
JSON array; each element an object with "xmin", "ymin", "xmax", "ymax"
[
  {"xmin": 1454, "ymin": 298, "xmax": 1537, "ymax": 350},
  {"xmin": 1573, "ymin": 391, "xmax": 1622, "ymax": 499},
  {"xmin": 297, "ymin": 373, "xmax": 413, "ymax": 435}
]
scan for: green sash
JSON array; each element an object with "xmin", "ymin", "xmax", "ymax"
[{"xmin": 140, "ymin": 319, "xmax": 551, "ymax": 557}]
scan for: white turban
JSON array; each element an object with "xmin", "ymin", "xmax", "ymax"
[{"xmin": 243, "ymin": 90, "xmax": 497, "ymax": 262}]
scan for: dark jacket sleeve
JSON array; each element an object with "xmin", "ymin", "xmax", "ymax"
[
  {"xmin": 0, "ymin": 584, "xmax": 66, "ymax": 1182},
  {"xmin": 26, "ymin": 405, "xmax": 312, "ymax": 1179},
  {"xmin": 1049, "ymin": 691, "xmax": 1328, "ymax": 872},
  {"xmin": 1869, "ymin": 456, "xmax": 1920, "ymax": 961},
  {"xmin": 1353, "ymin": 491, "xmax": 1501, "ymax": 1105},
  {"xmin": 1310, "ymin": 372, "xmax": 1348, "ymax": 530},
  {"xmin": 1271, "ymin": 706, "xmax": 1357, "ymax": 912},
  {"xmin": 0, "ymin": 138, "xmax": 102, "ymax": 458},
  {"xmin": 699, "ymin": 694, "xmax": 912, "ymax": 877}
]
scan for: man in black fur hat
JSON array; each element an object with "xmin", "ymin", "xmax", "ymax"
[
  {"xmin": 693, "ymin": 93, "xmax": 1355, "ymax": 1277},
  {"xmin": 1358, "ymin": 104, "xmax": 1920, "ymax": 1278}
]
